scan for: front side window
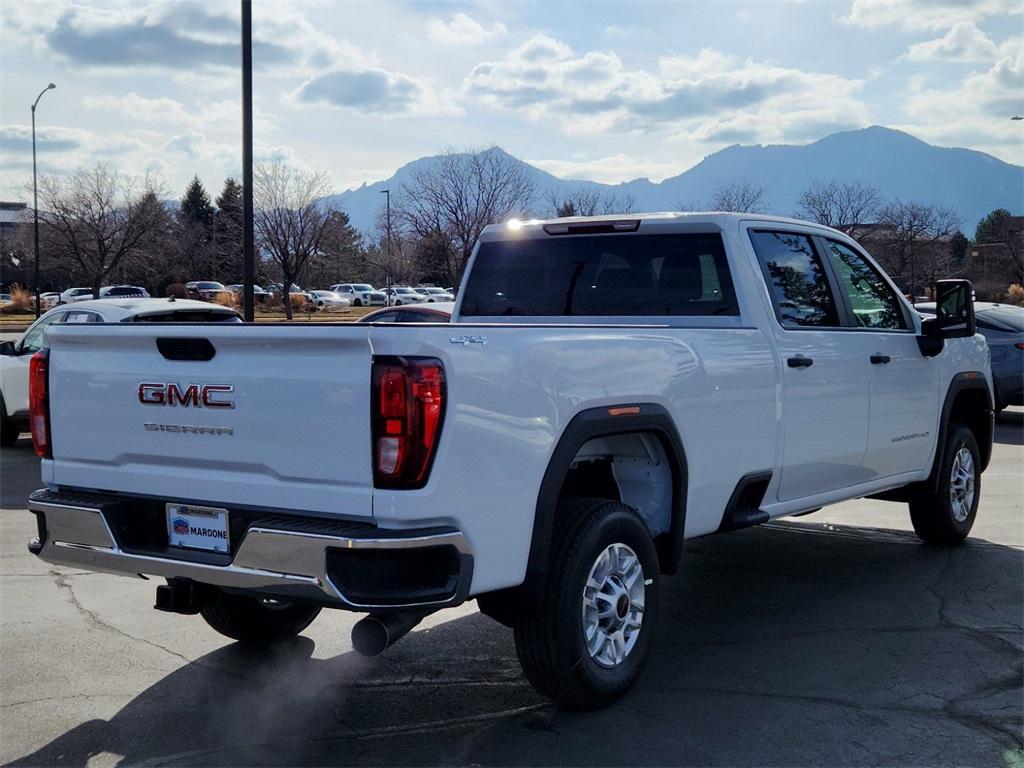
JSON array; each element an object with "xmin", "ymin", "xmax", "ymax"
[
  {"xmin": 826, "ymin": 240, "xmax": 907, "ymax": 330},
  {"xmin": 20, "ymin": 312, "xmax": 64, "ymax": 353},
  {"xmin": 750, "ymin": 230, "xmax": 839, "ymax": 328},
  {"xmin": 461, "ymin": 233, "xmax": 739, "ymax": 317}
]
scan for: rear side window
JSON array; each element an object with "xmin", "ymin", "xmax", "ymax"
[
  {"xmin": 460, "ymin": 233, "xmax": 739, "ymax": 317},
  {"xmin": 750, "ymin": 230, "xmax": 839, "ymax": 328}
]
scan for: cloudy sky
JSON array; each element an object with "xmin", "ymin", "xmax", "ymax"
[{"xmin": 1, "ymin": 0, "xmax": 1021, "ymax": 201}]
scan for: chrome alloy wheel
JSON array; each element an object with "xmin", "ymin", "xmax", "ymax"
[
  {"xmin": 949, "ymin": 445, "xmax": 976, "ymax": 523},
  {"xmin": 582, "ymin": 542, "xmax": 646, "ymax": 668}
]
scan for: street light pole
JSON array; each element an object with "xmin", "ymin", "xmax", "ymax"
[
  {"xmin": 380, "ymin": 188, "xmax": 393, "ymax": 303},
  {"xmin": 31, "ymin": 82, "xmax": 56, "ymax": 319},
  {"xmin": 241, "ymin": 0, "xmax": 255, "ymax": 322}
]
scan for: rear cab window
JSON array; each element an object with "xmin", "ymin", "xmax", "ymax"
[{"xmin": 460, "ymin": 232, "xmax": 739, "ymax": 318}]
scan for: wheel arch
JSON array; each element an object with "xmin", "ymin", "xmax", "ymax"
[
  {"xmin": 933, "ymin": 372, "xmax": 994, "ymax": 482},
  {"xmin": 478, "ymin": 404, "xmax": 687, "ymax": 625}
]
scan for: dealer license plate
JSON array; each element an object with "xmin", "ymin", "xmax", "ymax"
[{"xmin": 166, "ymin": 504, "xmax": 230, "ymax": 553}]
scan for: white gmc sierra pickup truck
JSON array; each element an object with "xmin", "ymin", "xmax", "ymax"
[{"xmin": 26, "ymin": 213, "xmax": 993, "ymax": 709}]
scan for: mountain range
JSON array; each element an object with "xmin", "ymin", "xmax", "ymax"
[{"xmin": 322, "ymin": 126, "xmax": 1023, "ymax": 236}]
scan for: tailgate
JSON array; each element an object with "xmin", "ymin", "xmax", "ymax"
[{"xmin": 44, "ymin": 323, "xmax": 373, "ymax": 518}]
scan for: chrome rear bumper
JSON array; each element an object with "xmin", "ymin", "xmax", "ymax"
[{"xmin": 28, "ymin": 489, "xmax": 472, "ymax": 611}]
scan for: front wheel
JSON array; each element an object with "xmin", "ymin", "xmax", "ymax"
[
  {"xmin": 909, "ymin": 423, "xmax": 980, "ymax": 545},
  {"xmin": 354, "ymin": 299, "xmax": 362, "ymax": 307},
  {"xmin": 200, "ymin": 589, "xmax": 321, "ymax": 644},
  {"xmin": 513, "ymin": 498, "xmax": 659, "ymax": 709}
]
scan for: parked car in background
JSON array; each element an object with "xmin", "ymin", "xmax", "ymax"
[
  {"xmin": 917, "ymin": 301, "xmax": 1024, "ymax": 412},
  {"xmin": 100, "ymin": 285, "xmax": 150, "ymax": 298},
  {"xmin": 307, "ymin": 290, "xmax": 352, "ymax": 311},
  {"xmin": 0, "ymin": 293, "xmax": 11, "ymax": 306},
  {"xmin": 385, "ymin": 286, "xmax": 429, "ymax": 305},
  {"xmin": 329, "ymin": 283, "xmax": 387, "ymax": 306},
  {"xmin": 358, "ymin": 302, "xmax": 454, "ymax": 323},
  {"xmin": 38, "ymin": 292, "xmax": 61, "ymax": 310},
  {"xmin": 0, "ymin": 297, "xmax": 240, "ymax": 446},
  {"xmin": 266, "ymin": 283, "xmax": 303, "ymax": 298},
  {"xmin": 185, "ymin": 281, "xmax": 229, "ymax": 301},
  {"xmin": 225, "ymin": 284, "xmax": 269, "ymax": 303},
  {"xmin": 414, "ymin": 287, "xmax": 455, "ymax": 302},
  {"xmin": 58, "ymin": 287, "xmax": 95, "ymax": 304}
]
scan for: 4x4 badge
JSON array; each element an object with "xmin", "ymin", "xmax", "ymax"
[{"xmin": 449, "ymin": 335, "xmax": 487, "ymax": 347}]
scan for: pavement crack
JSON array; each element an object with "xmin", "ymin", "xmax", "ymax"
[{"xmin": 48, "ymin": 569, "xmax": 244, "ymax": 680}]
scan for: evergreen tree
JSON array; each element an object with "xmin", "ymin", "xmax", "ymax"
[
  {"xmin": 178, "ymin": 176, "xmax": 215, "ymax": 278},
  {"xmin": 215, "ymin": 178, "xmax": 244, "ymax": 283},
  {"xmin": 974, "ymin": 209, "xmax": 1014, "ymax": 244},
  {"xmin": 180, "ymin": 176, "xmax": 215, "ymax": 226}
]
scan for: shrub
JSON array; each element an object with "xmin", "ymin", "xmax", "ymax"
[
  {"xmin": 8, "ymin": 284, "xmax": 35, "ymax": 311},
  {"xmin": 212, "ymin": 291, "xmax": 238, "ymax": 308},
  {"xmin": 1006, "ymin": 284, "xmax": 1024, "ymax": 306},
  {"xmin": 166, "ymin": 283, "xmax": 186, "ymax": 299}
]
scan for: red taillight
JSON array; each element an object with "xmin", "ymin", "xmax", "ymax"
[
  {"xmin": 1016, "ymin": 342, "xmax": 1024, "ymax": 350},
  {"xmin": 372, "ymin": 356, "xmax": 445, "ymax": 489},
  {"xmin": 29, "ymin": 349, "xmax": 51, "ymax": 459}
]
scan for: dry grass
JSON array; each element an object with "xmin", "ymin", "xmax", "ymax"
[
  {"xmin": 0, "ymin": 284, "xmax": 36, "ymax": 315},
  {"xmin": 1006, "ymin": 284, "xmax": 1024, "ymax": 306}
]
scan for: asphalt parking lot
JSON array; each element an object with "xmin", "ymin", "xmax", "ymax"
[{"xmin": 1, "ymin": 412, "xmax": 1021, "ymax": 767}]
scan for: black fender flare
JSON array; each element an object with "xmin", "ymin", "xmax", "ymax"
[
  {"xmin": 480, "ymin": 404, "xmax": 687, "ymax": 623},
  {"xmin": 931, "ymin": 371, "xmax": 994, "ymax": 481}
]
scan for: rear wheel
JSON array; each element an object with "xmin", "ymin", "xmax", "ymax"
[
  {"xmin": 909, "ymin": 422, "xmax": 980, "ymax": 545},
  {"xmin": 513, "ymin": 498, "xmax": 659, "ymax": 709},
  {"xmin": 354, "ymin": 299, "xmax": 363, "ymax": 307},
  {"xmin": 199, "ymin": 590, "xmax": 321, "ymax": 644}
]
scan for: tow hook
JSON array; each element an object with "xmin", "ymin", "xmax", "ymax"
[{"xmin": 351, "ymin": 611, "xmax": 426, "ymax": 656}]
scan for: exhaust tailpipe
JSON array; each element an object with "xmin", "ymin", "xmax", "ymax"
[{"xmin": 352, "ymin": 612, "xmax": 424, "ymax": 656}]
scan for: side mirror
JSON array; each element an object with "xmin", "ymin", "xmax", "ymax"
[
  {"xmin": 917, "ymin": 279, "xmax": 975, "ymax": 357},
  {"xmin": 934, "ymin": 279, "xmax": 975, "ymax": 338},
  {"xmin": 0, "ymin": 340, "xmax": 15, "ymax": 356}
]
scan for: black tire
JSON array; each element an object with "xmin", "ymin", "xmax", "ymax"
[
  {"xmin": 909, "ymin": 422, "xmax": 980, "ymax": 545},
  {"xmin": 513, "ymin": 498, "xmax": 659, "ymax": 709},
  {"xmin": 199, "ymin": 590, "xmax": 321, "ymax": 644},
  {"xmin": 0, "ymin": 398, "xmax": 19, "ymax": 448},
  {"xmin": 354, "ymin": 299, "xmax": 362, "ymax": 307}
]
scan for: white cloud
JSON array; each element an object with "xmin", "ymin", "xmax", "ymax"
[
  {"xmin": 426, "ymin": 13, "xmax": 507, "ymax": 46},
  {"xmin": 898, "ymin": 39, "xmax": 1024, "ymax": 161},
  {"xmin": 907, "ymin": 22, "xmax": 998, "ymax": 62},
  {"xmin": 293, "ymin": 66, "xmax": 460, "ymax": 117},
  {"xmin": 843, "ymin": 0, "xmax": 1021, "ymax": 31},
  {"xmin": 527, "ymin": 153, "xmax": 678, "ymax": 184},
  {"xmin": 465, "ymin": 38, "xmax": 868, "ymax": 144}
]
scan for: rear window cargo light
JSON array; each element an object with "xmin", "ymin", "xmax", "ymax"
[{"xmin": 543, "ymin": 220, "xmax": 640, "ymax": 236}]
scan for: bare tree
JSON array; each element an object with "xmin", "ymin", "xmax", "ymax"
[
  {"xmin": 36, "ymin": 164, "xmax": 164, "ymax": 295},
  {"xmin": 546, "ymin": 187, "xmax": 636, "ymax": 218},
  {"xmin": 253, "ymin": 161, "xmax": 335, "ymax": 319},
  {"xmin": 398, "ymin": 147, "xmax": 534, "ymax": 285},
  {"xmin": 708, "ymin": 181, "xmax": 767, "ymax": 213},
  {"xmin": 871, "ymin": 201, "xmax": 961, "ymax": 298},
  {"xmin": 797, "ymin": 180, "xmax": 881, "ymax": 237}
]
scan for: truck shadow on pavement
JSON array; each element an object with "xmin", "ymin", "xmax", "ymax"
[{"xmin": 9, "ymin": 520, "xmax": 1023, "ymax": 767}]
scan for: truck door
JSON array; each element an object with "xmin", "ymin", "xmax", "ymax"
[
  {"xmin": 748, "ymin": 229, "xmax": 871, "ymax": 502},
  {"xmin": 817, "ymin": 237, "xmax": 939, "ymax": 478}
]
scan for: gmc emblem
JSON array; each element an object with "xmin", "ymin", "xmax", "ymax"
[{"xmin": 138, "ymin": 383, "xmax": 234, "ymax": 409}]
